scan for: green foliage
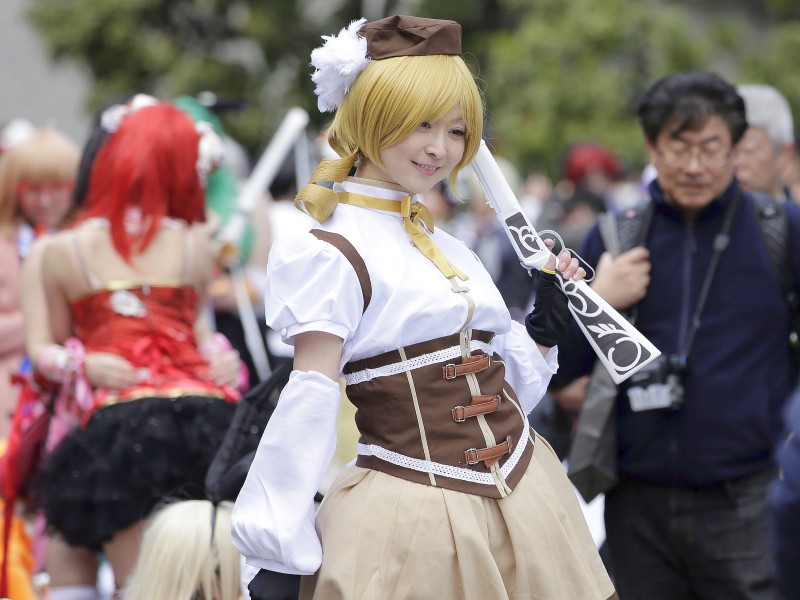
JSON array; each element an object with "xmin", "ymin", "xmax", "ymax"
[
  {"xmin": 27, "ymin": 0, "xmax": 800, "ymax": 176},
  {"xmin": 27, "ymin": 0, "xmax": 365, "ymax": 153},
  {"xmin": 740, "ymin": 23, "xmax": 800, "ymax": 122},
  {"xmin": 476, "ymin": 0, "xmax": 716, "ymax": 176}
]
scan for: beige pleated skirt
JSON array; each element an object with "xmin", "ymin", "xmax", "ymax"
[{"xmin": 300, "ymin": 431, "xmax": 616, "ymax": 600}]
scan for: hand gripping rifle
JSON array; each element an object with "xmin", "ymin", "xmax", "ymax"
[{"xmin": 470, "ymin": 140, "xmax": 660, "ymax": 384}]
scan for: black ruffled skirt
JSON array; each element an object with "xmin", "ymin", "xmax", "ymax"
[{"xmin": 35, "ymin": 395, "xmax": 237, "ymax": 550}]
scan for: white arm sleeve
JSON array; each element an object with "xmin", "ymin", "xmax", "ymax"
[
  {"xmin": 231, "ymin": 370, "xmax": 341, "ymax": 575},
  {"xmin": 493, "ymin": 320, "xmax": 559, "ymax": 416}
]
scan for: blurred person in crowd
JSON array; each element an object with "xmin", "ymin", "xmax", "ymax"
[
  {"xmin": 0, "ymin": 126, "xmax": 81, "ymax": 600},
  {"xmin": 175, "ymin": 95, "xmax": 271, "ymax": 390},
  {"xmin": 0, "ymin": 127, "xmax": 80, "ymax": 439},
  {"xmin": 769, "ymin": 384, "xmax": 800, "ymax": 599},
  {"xmin": 735, "ymin": 84, "xmax": 795, "ymax": 201},
  {"xmin": 782, "ymin": 132, "xmax": 800, "ymax": 203},
  {"xmin": 455, "ymin": 160, "xmax": 535, "ymax": 318},
  {"xmin": 535, "ymin": 142, "xmax": 620, "ymax": 255},
  {"xmin": 26, "ymin": 101, "xmax": 243, "ymax": 598},
  {"xmin": 552, "ymin": 71, "xmax": 800, "ymax": 599},
  {"xmin": 520, "ymin": 171, "xmax": 552, "ymax": 224}
]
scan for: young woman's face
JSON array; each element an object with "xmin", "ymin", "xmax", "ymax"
[
  {"xmin": 15, "ymin": 179, "xmax": 74, "ymax": 230},
  {"xmin": 361, "ymin": 105, "xmax": 466, "ymax": 195}
]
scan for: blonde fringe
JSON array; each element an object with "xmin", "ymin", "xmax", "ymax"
[{"xmin": 294, "ymin": 152, "xmax": 358, "ymax": 223}]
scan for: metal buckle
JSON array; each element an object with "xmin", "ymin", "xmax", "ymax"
[
  {"xmin": 444, "ymin": 363, "xmax": 457, "ymax": 380},
  {"xmin": 452, "ymin": 406, "xmax": 466, "ymax": 422},
  {"xmin": 465, "ymin": 448, "xmax": 479, "ymax": 465}
]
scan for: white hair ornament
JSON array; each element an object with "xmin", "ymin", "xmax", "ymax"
[
  {"xmin": 310, "ymin": 17, "xmax": 369, "ymax": 113},
  {"xmin": 100, "ymin": 94, "xmax": 159, "ymax": 133},
  {"xmin": 195, "ymin": 121, "xmax": 225, "ymax": 185},
  {"xmin": 99, "ymin": 95, "xmax": 225, "ymax": 186}
]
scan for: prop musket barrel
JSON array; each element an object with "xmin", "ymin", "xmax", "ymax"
[
  {"xmin": 215, "ymin": 107, "xmax": 310, "ymax": 382},
  {"xmin": 217, "ymin": 107, "xmax": 310, "ymax": 252},
  {"xmin": 470, "ymin": 140, "xmax": 660, "ymax": 384}
]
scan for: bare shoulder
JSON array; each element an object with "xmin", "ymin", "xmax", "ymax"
[{"xmin": 40, "ymin": 230, "xmax": 74, "ymax": 269}]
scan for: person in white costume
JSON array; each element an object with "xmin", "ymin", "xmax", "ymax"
[{"xmin": 232, "ymin": 14, "xmax": 616, "ymax": 600}]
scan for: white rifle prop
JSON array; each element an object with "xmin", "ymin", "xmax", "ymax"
[
  {"xmin": 471, "ymin": 140, "xmax": 660, "ymax": 384},
  {"xmin": 216, "ymin": 107, "xmax": 310, "ymax": 382}
]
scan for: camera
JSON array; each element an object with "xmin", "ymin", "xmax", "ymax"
[{"xmin": 626, "ymin": 354, "xmax": 687, "ymax": 412}]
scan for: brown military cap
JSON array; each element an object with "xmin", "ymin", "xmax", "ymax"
[{"xmin": 361, "ymin": 15, "xmax": 462, "ymax": 60}]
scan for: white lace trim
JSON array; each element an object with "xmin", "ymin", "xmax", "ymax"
[
  {"xmin": 344, "ymin": 340, "xmax": 493, "ymax": 385},
  {"xmin": 357, "ymin": 421, "xmax": 529, "ymax": 485}
]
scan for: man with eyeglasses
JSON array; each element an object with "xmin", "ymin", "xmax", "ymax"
[{"xmin": 551, "ymin": 71, "xmax": 800, "ymax": 599}]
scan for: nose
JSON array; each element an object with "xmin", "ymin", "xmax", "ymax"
[
  {"xmin": 38, "ymin": 192, "xmax": 54, "ymax": 207},
  {"xmin": 684, "ymin": 150, "xmax": 704, "ymax": 173},
  {"xmin": 426, "ymin": 131, "xmax": 446, "ymax": 159}
]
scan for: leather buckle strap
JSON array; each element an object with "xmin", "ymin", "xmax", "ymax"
[
  {"xmin": 443, "ymin": 353, "xmax": 491, "ymax": 380},
  {"xmin": 452, "ymin": 394, "xmax": 501, "ymax": 422},
  {"xmin": 465, "ymin": 436, "xmax": 513, "ymax": 468}
]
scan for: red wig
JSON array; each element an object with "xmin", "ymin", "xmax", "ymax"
[{"xmin": 80, "ymin": 103, "xmax": 207, "ymax": 261}]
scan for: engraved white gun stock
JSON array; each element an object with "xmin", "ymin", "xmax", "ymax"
[
  {"xmin": 217, "ymin": 107, "xmax": 310, "ymax": 250},
  {"xmin": 471, "ymin": 140, "xmax": 660, "ymax": 384}
]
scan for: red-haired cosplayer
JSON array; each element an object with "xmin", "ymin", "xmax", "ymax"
[
  {"xmin": 26, "ymin": 100, "xmax": 243, "ymax": 598},
  {"xmin": 232, "ymin": 15, "xmax": 616, "ymax": 600}
]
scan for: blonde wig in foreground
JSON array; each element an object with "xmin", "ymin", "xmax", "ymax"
[
  {"xmin": 124, "ymin": 500, "xmax": 241, "ymax": 600},
  {"xmin": 0, "ymin": 127, "xmax": 79, "ymax": 232},
  {"xmin": 296, "ymin": 54, "xmax": 484, "ymax": 222}
]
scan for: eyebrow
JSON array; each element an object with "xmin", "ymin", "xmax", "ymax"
[{"xmin": 670, "ymin": 133, "xmax": 724, "ymax": 145}]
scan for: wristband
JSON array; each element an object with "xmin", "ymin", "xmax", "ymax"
[{"xmin": 525, "ymin": 270, "xmax": 571, "ymax": 348}]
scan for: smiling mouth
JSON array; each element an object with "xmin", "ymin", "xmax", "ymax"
[{"xmin": 412, "ymin": 161, "xmax": 440, "ymax": 175}]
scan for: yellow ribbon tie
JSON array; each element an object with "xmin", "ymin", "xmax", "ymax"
[{"xmin": 337, "ymin": 191, "xmax": 468, "ymax": 281}]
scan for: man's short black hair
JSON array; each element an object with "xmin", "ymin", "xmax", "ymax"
[{"xmin": 638, "ymin": 71, "xmax": 747, "ymax": 145}]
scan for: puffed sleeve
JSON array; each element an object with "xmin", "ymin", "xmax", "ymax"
[
  {"xmin": 264, "ymin": 231, "xmax": 364, "ymax": 344},
  {"xmin": 493, "ymin": 320, "xmax": 559, "ymax": 415}
]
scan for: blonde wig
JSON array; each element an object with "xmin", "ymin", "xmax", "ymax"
[
  {"xmin": 124, "ymin": 500, "xmax": 241, "ymax": 600},
  {"xmin": 296, "ymin": 54, "xmax": 484, "ymax": 222},
  {"xmin": 0, "ymin": 127, "xmax": 80, "ymax": 233}
]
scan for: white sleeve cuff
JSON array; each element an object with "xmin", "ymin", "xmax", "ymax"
[
  {"xmin": 493, "ymin": 321, "xmax": 558, "ymax": 415},
  {"xmin": 231, "ymin": 370, "xmax": 341, "ymax": 575}
]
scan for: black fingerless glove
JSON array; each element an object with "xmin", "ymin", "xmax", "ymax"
[
  {"xmin": 525, "ymin": 269, "xmax": 571, "ymax": 348},
  {"xmin": 248, "ymin": 569, "xmax": 301, "ymax": 600}
]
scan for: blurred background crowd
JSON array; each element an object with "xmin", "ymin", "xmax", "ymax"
[{"xmin": 3, "ymin": 0, "xmax": 800, "ymax": 599}]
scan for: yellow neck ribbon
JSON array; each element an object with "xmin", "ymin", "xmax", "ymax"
[{"xmin": 337, "ymin": 191, "xmax": 468, "ymax": 281}]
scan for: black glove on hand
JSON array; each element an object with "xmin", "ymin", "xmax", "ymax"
[
  {"xmin": 525, "ymin": 269, "xmax": 571, "ymax": 348},
  {"xmin": 248, "ymin": 569, "xmax": 301, "ymax": 600}
]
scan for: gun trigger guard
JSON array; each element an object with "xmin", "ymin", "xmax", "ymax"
[{"xmin": 537, "ymin": 230, "xmax": 595, "ymax": 283}]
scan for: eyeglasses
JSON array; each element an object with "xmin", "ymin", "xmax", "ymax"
[
  {"xmin": 655, "ymin": 145, "xmax": 731, "ymax": 169},
  {"xmin": 15, "ymin": 181, "xmax": 75, "ymax": 205}
]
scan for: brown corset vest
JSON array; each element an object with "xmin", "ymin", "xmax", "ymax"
[{"xmin": 344, "ymin": 330, "xmax": 534, "ymax": 499}]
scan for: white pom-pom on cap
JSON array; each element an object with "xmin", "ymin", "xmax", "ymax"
[{"xmin": 310, "ymin": 18, "xmax": 369, "ymax": 113}]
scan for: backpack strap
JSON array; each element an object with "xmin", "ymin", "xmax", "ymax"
[
  {"xmin": 750, "ymin": 193, "xmax": 796, "ymax": 305},
  {"xmin": 310, "ymin": 230, "xmax": 372, "ymax": 314},
  {"xmin": 616, "ymin": 200, "xmax": 655, "ymax": 254},
  {"xmin": 750, "ymin": 192, "xmax": 800, "ymax": 364},
  {"xmin": 596, "ymin": 212, "xmax": 621, "ymax": 257}
]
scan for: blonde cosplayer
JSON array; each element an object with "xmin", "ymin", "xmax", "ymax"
[
  {"xmin": 296, "ymin": 54, "xmax": 484, "ymax": 223},
  {"xmin": 125, "ymin": 500, "xmax": 241, "ymax": 600},
  {"xmin": 0, "ymin": 127, "xmax": 79, "ymax": 231}
]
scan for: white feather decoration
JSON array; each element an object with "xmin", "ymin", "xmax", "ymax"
[{"xmin": 310, "ymin": 17, "xmax": 369, "ymax": 113}]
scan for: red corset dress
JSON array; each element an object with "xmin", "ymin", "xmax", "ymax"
[{"xmin": 71, "ymin": 284, "xmax": 239, "ymax": 409}]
